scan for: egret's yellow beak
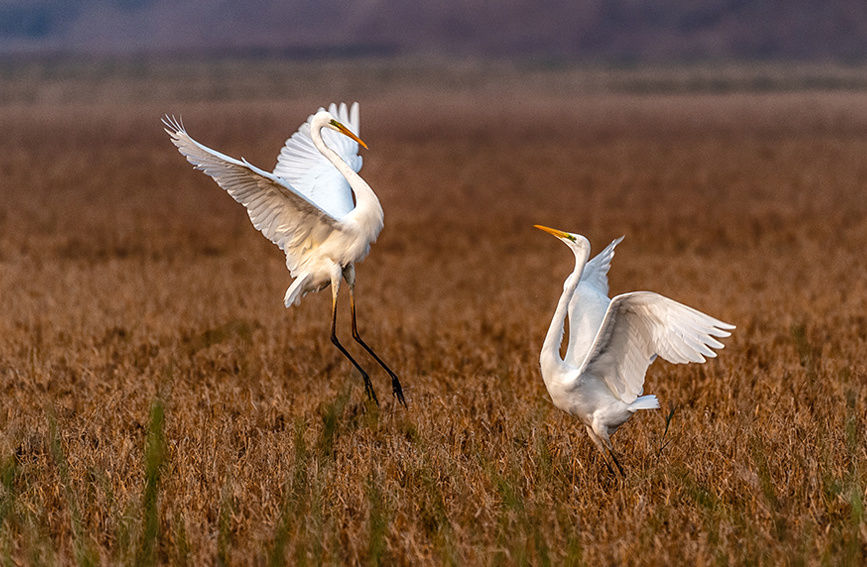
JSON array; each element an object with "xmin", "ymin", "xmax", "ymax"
[
  {"xmin": 330, "ymin": 119, "xmax": 368, "ymax": 149},
  {"xmin": 534, "ymin": 224, "xmax": 574, "ymax": 240}
]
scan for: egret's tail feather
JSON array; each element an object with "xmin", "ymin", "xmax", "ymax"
[
  {"xmin": 284, "ymin": 274, "xmax": 311, "ymax": 308},
  {"xmin": 629, "ymin": 395, "xmax": 660, "ymax": 411}
]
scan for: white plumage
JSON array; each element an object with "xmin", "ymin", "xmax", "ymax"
[
  {"xmin": 273, "ymin": 102, "xmax": 361, "ymax": 219},
  {"xmin": 535, "ymin": 225, "xmax": 734, "ymax": 474},
  {"xmin": 164, "ymin": 103, "xmax": 404, "ymax": 406}
]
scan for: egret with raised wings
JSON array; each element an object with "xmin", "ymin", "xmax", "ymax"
[
  {"xmin": 164, "ymin": 103, "xmax": 405, "ymax": 406},
  {"xmin": 535, "ymin": 225, "xmax": 733, "ymax": 475}
]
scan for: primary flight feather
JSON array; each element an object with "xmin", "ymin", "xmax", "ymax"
[{"xmin": 164, "ymin": 103, "xmax": 405, "ymax": 406}]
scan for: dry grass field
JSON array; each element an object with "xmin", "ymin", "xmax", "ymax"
[{"xmin": 0, "ymin": 60, "xmax": 866, "ymax": 565}]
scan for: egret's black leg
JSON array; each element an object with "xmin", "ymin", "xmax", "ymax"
[
  {"xmin": 588, "ymin": 427, "xmax": 623, "ymax": 478},
  {"xmin": 349, "ymin": 285, "xmax": 406, "ymax": 408},
  {"xmin": 607, "ymin": 447, "xmax": 625, "ymax": 477},
  {"xmin": 601, "ymin": 456, "xmax": 617, "ymax": 477},
  {"xmin": 330, "ymin": 286, "xmax": 378, "ymax": 405}
]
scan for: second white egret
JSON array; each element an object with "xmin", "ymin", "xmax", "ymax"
[{"xmin": 535, "ymin": 225, "xmax": 733, "ymax": 474}]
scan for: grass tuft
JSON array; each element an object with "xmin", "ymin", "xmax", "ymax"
[
  {"xmin": 173, "ymin": 513, "xmax": 190, "ymax": 567},
  {"xmin": 269, "ymin": 421, "xmax": 309, "ymax": 567},
  {"xmin": 135, "ymin": 399, "xmax": 167, "ymax": 567},
  {"xmin": 0, "ymin": 454, "xmax": 17, "ymax": 530},
  {"xmin": 48, "ymin": 415, "xmax": 97, "ymax": 567},
  {"xmin": 216, "ymin": 482, "xmax": 234, "ymax": 567},
  {"xmin": 564, "ymin": 535, "xmax": 583, "ymax": 567},
  {"xmin": 365, "ymin": 473, "xmax": 390, "ymax": 567},
  {"xmin": 316, "ymin": 389, "xmax": 350, "ymax": 460},
  {"xmin": 842, "ymin": 387, "xmax": 865, "ymax": 566}
]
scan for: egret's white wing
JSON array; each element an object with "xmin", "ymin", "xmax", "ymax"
[
  {"xmin": 580, "ymin": 236, "xmax": 624, "ymax": 294},
  {"xmin": 564, "ymin": 286, "xmax": 610, "ymax": 369},
  {"xmin": 577, "ymin": 291, "xmax": 735, "ymax": 403},
  {"xmin": 273, "ymin": 102, "xmax": 361, "ymax": 219},
  {"xmin": 164, "ymin": 116, "xmax": 339, "ymax": 270},
  {"xmin": 564, "ymin": 236, "xmax": 625, "ymax": 367}
]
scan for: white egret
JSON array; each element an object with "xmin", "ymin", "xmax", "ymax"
[
  {"xmin": 535, "ymin": 225, "xmax": 734, "ymax": 474},
  {"xmin": 163, "ymin": 103, "xmax": 405, "ymax": 406}
]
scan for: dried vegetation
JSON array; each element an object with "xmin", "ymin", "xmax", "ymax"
[{"xmin": 0, "ymin": 60, "xmax": 865, "ymax": 564}]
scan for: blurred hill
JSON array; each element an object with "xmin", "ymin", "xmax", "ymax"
[{"xmin": 1, "ymin": 0, "xmax": 866, "ymax": 61}]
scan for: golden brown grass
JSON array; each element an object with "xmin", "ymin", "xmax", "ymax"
[{"xmin": 0, "ymin": 61, "xmax": 865, "ymax": 565}]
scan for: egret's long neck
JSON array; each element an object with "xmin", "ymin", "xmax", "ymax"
[
  {"xmin": 540, "ymin": 246, "xmax": 589, "ymax": 380},
  {"xmin": 311, "ymin": 120, "xmax": 383, "ymax": 236}
]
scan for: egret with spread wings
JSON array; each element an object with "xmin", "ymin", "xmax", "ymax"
[
  {"xmin": 535, "ymin": 225, "xmax": 733, "ymax": 475},
  {"xmin": 164, "ymin": 103, "xmax": 405, "ymax": 406}
]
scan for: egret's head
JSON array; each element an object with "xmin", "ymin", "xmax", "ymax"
[
  {"xmin": 318, "ymin": 111, "xmax": 368, "ymax": 149},
  {"xmin": 534, "ymin": 225, "xmax": 589, "ymax": 250}
]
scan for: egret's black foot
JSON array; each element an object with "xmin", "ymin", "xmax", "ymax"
[
  {"xmin": 348, "ymin": 329, "xmax": 405, "ymax": 409},
  {"xmin": 391, "ymin": 375, "xmax": 407, "ymax": 408},
  {"xmin": 362, "ymin": 374, "xmax": 379, "ymax": 406}
]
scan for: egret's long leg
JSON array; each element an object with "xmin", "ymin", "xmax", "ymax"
[
  {"xmin": 330, "ymin": 280, "xmax": 378, "ymax": 405},
  {"xmin": 606, "ymin": 447, "xmax": 625, "ymax": 477},
  {"xmin": 587, "ymin": 426, "xmax": 621, "ymax": 477},
  {"xmin": 349, "ymin": 284, "xmax": 407, "ymax": 407},
  {"xmin": 599, "ymin": 434, "xmax": 625, "ymax": 477},
  {"xmin": 598, "ymin": 453, "xmax": 617, "ymax": 477}
]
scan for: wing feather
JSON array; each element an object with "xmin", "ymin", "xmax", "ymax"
[
  {"xmin": 580, "ymin": 236, "xmax": 624, "ymax": 294},
  {"xmin": 163, "ymin": 116, "xmax": 339, "ymax": 272},
  {"xmin": 564, "ymin": 236, "xmax": 625, "ymax": 365},
  {"xmin": 272, "ymin": 102, "xmax": 362, "ymax": 219},
  {"xmin": 578, "ymin": 291, "xmax": 734, "ymax": 403}
]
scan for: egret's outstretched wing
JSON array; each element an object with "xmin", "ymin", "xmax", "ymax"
[
  {"xmin": 163, "ymin": 116, "xmax": 339, "ymax": 269},
  {"xmin": 273, "ymin": 102, "xmax": 361, "ymax": 219},
  {"xmin": 580, "ymin": 236, "xmax": 624, "ymax": 294},
  {"xmin": 577, "ymin": 291, "xmax": 734, "ymax": 403}
]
